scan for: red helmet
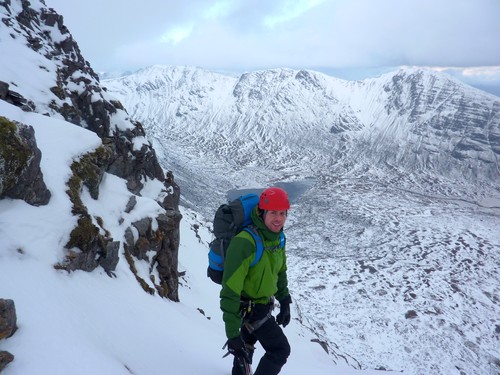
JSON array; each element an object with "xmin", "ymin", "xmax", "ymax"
[{"xmin": 258, "ymin": 187, "xmax": 290, "ymax": 210}]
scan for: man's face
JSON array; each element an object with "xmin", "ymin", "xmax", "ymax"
[{"xmin": 264, "ymin": 210, "xmax": 287, "ymax": 233}]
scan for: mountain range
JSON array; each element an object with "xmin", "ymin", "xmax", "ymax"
[
  {"xmin": 103, "ymin": 65, "xmax": 499, "ymax": 208},
  {"xmin": 1, "ymin": 0, "xmax": 499, "ymax": 374},
  {"xmin": 103, "ymin": 65, "xmax": 500, "ymax": 374}
]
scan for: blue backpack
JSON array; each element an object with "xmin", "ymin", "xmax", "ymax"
[{"xmin": 207, "ymin": 193, "xmax": 285, "ymax": 284}]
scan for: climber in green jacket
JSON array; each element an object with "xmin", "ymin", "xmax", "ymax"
[{"xmin": 221, "ymin": 187, "xmax": 292, "ymax": 375}]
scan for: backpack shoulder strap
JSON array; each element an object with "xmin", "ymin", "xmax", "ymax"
[
  {"xmin": 242, "ymin": 227, "xmax": 264, "ymax": 267},
  {"xmin": 242, "ymin": 227, "xmax": 286, "ymax": 267},
  {"xmin": 279, "ymin": 231, "xmax": 286, "ymax": 248}
]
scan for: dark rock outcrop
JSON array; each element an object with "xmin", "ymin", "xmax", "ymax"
[
  {"xmin": 0, "ymin": 299, "xmax": 16, "ymax": 373},
  {"xmin": 0, "ymin": 116, "xmax": 51, "ymax": 205},
  {"xmin": 0, "ymin": 299, "xmax": 16, "ymax": 340},
  {"xmin": 0, "ymin": 80, "xmax": 34, "ymax": 111},
  {"xmin": 0, "ymin": 351, "xmax": 14, "ymax": 373},
  {"xmin": 0, "ymin": 1, "xmax": 182, "ymax": 300}
]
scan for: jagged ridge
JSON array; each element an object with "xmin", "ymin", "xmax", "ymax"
[{"xmin": 104, "ymin": 65, "xmax": 500, "ymax": 202}]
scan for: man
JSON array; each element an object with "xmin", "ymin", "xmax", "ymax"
[{"xmin": 221, "ymin": 187, "xmax": 292, "ymax": 375}]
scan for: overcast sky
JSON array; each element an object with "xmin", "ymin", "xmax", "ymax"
[{"xmin": 44, "ymin": 0, "xmax": 500, "ymax": 91}]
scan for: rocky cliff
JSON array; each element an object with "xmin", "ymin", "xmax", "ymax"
[{"xmin": 0, "ymin": 0, "xmax": 182, "ymax": 309}]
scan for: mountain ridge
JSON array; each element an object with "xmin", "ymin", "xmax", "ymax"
[
  {"xmin": 103, "ymin": 64, "xmax": 500, "ymax": 375},
  {"xmin": 104, "ymin": 65, "xmax": 499, "ymax": 207}
]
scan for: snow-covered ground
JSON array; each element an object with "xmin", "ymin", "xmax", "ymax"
[
  {"xmin": 284, "ymin": 180, "xmax": 500, "ymax": 374},
  {"xmin": 0, "ymin": 99, "xmax": 387, "ymax": 375}
]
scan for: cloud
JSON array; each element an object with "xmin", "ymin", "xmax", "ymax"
[
  {"xmin": 45, "ymin": 0, "xmax": 500, "ymax": 74},
  {"xmin": 461, "ymin": 67, "xmax": 500, "ymax": 78},
  {"xmin": 161, "ymin": 25, "xmax": 194, "ymax": 45},
  {"xmin": 204, "ymin": 0, "xmax": 236, "ymax": 19},
  {"xmin": 263, "ymin": 0, "xmax": 327, "ymax": 28}
]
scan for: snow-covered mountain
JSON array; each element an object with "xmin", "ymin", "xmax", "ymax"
[
  {"xmin": 1, "ymin": 0, "xmax": 499, "ymax": 373},
  {"xmin": 0, "ymin": 2, "xmax": 385, "ymax": 375},
  {"xmin": 104, "ymin": 65, "xmax": 499, "ymax": 207},
  {"xmin": 103, "ymin": 65, "xmax": 500, "ymax": 374}
]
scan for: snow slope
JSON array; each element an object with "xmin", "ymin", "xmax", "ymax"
[{"xmin": 0, "ymin": 99, "xmax": 385, "ymax": 375}]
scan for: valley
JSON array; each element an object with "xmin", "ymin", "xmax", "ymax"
[{"xmin": 103, "ymin": 65, "xmax": 500, "ymax": 374}]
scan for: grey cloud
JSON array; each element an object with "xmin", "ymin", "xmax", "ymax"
[{"xmin": 45, "ymin": 0, "xmax": 500, "ymax": 73}]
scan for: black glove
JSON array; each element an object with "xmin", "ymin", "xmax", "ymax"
[
  {"xmin": 226, "ymin": 336, "xmax": 251, "ymax": 363},
  {"xmin": 276, "ymin": 297, "xmax": 291, "ymax": 327}
]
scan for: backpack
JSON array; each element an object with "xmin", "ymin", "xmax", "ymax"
[{"xmin": 207, "ymin": 193, "xmax": 286, "ymax": 284}]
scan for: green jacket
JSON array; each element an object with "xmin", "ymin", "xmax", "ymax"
[{"xmin": 220, "ymin": 206, "xmax": 290, "ymax": 339}]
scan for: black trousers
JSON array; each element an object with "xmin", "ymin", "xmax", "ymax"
[{"xmin": 232, "ymin": 304, "xmax": 291, "ymax": 375}]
